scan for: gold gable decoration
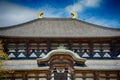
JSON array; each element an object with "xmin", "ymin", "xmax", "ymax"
[
  {"xmin": 57, "ymin": 44, "xmax": 66, "ymax": 50},
  {"xmin": 0, "ymin": 39, "xmax": 14, "ymax": 77},
  {"xmin": 71, "ymin": 12, "xmax": 77, "ymax": 19},
  {"xmin": 38, "ymin": 12, "xmax": 43, "ymax": 18}
]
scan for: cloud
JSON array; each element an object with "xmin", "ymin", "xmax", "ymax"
[
  {"xmin": 0, "ymin": 0, "xmax": 119, "ymax": 28},
  {"xmin": 84, "ymin": 0, "xmax": 101, "ymax": 7},
  {"xmin": 86, "ymin": 17, "xmax": 120, "ymax": 28},
  {"xmin": 0, "ymin": 2, "xmax": 65, "ymax": 27},
  {"xmin": 37, "ymin": 5, "xmax": 65, "ymax": 18},
  {"xmin": 65, "ymin": 2, "xmax": 83, "ymax": 13},
  {"xmin": 0, "ymin": 1, "xmax": 37, "ymax": 27},
  {"xmin": 65, "ymin": 0, "xmax": 102, "ymax": 13}
]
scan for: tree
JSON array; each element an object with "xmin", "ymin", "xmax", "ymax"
[{"xmin": 0, "ymin": 40, "xmax": 14, "ymax": 78}]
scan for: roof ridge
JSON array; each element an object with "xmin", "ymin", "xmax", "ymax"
[
  {"xmin": 74, "ymin": 19, "xmax": 120, "ymax": 30},
  {"xmin": 0, "ymin": 18, "xmax": 120, "ymax": 37},
  {"xmin": 0, "ymin": 18, "xmax": 120, "ymax": 31},
  {"xmin": 0, "ymin": 18, "xmax": 73, "ymax": 29}
]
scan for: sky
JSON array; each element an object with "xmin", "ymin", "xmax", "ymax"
[{"xmin": 0, "ymin": 0, "xmax": 120, "ymax": 28}]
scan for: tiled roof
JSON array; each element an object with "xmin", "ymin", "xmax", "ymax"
[
  {"xmin": 37, "ymin": 49, "xmax": 86, "ymax": 63},
  {"xmin": 2, "ymin": 60, "xmax": 120, "ymax": 70},
  {"xmin": 0, "ymin": 18, "xmax": 120, "ymax": 38},
  {"xmin": 2, "ymin": 60, "xmax": 49, "ymax": 70},
  {"xmin": 75, "ymin": 60, "xmax": 120, "ymax": 70}
]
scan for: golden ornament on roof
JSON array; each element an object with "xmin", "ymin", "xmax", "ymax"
[
  {"xmin": 38, "ymin": 12, "xmax": 43, "ymax": 18},
  {"xmin": 71, "ymin": 12, "xmax": 77, "ymax": 19}
]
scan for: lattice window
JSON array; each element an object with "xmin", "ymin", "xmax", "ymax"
[
  {"xmin": 17, "ymin": 43, "xmax": 26, "ymax": 58},
  {"xmin": 28, "ymin": 74, "xmax": 36, "ymax": 76},
  {"xmin": 115, "ymin": 43, "xmax": 120, "ymax": 58},
  {"xmin": 29, "ymin": 43, "xmax": 38, "ymax": 50},
  {"xmin": 93, "ymin": 43, "xmax": 101, "ymax": 52},
  {"xmin": 51, "ymin": 43, "xmax": 59, "ymax": 50},
  {"xmin": 60, "ymin": 43, "xmax": 68, "ymax": 49},
  {"xmin": 75, "ymin": 73, "xmax": 94, "ymax": 80},
  {"xmin": 85, "ymin": 73, "xmax": 94, "ymax": 77},
  {"xmin": 15, "ymin": 79, "xmax": 23, "ymax": 80},
  {"xmin": 99, "ymin": 72, "xmax": 118, "ymax": 79},
  {"xmin": 38, "ymin": 78, "xmax": 47, "ymax": 80},
  {"xmin": 81, "ymin": 43, "xmax": 90, "ymax": 57},
  {"xmin": 27, "ymin": 74, "xmax": 37, "ymax": 80},
  {"xmin": 7, "ymin": 43, "xmax": 17, "ymax": 58},
  {"xmin": 102, "ymin": 44, "xmax": 110, "ymax": 52},
  {"xmin": 8, "ymin": 43, "xmax": 16, "ymax": 50},
  {"xmin": 38, "ymin": 43, "xmax": 48, "ymax": 50},
  {"xmin": 93, "ymin": 43, "xmax": 102, "ymax": 58},
  {"xmin": 81, "ymin": 43, "xmax": 89, "ymax": 50},
  {"xmin": 37, "ymin": 43, "xmax": 48, "ymax": 58},
  {"xmin": 86, "ymin": 78, "xmax": 94, "ymax": 80},
  {"xmin": 102, "ymin": 43, "xmax": 111, "ymax": 58},
  {"xmin": 27, "ymin": 73, "xmax": 47, "ymax": 80},
  {"xmin": 75, "ymin": 78, "xmax": 83, "ymax": 80},
  {"xmin": 99, "ymin": 73, "xmax": 106, "ymax": 76},
  {"xmin": 14, "ymin": 74, "xmax": 22, "ymax": 77},
  {"xmin": 17, "ymin": 43, "xmax": 26, "ymax": 49},
  {"xmin": 38, "ymin": 74, "xmax": 46, "ymax": 76},
  {"xmin": 28, "ymin": 78, "xmax": 35, "ymax": 80},
  {"xmin": 109, "ymin": 78, "xmax": 118, "ymax": 80},
  {"xmin": 71, "ymin": 43, "xmax": 80, "ymax": 50},
  {"xmin": 28, "ymin": 43, "xmax": 38, "ymax": 58},
  {"xmin": 99, "ymin": 78, "xmax": 106, "ymax": 80},
  {"xmin": 75, "ymin": 73, "xmax": 83, "ymax": 77}
]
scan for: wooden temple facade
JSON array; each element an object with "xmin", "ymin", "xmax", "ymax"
[{"xmin": 0, "ymin": 17, "xmax": 120, "ymax": 80}]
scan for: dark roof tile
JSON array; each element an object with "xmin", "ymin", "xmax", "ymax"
[{"xmin": 0, "ymin": 18, "xmax": 120, "ymax": 37}]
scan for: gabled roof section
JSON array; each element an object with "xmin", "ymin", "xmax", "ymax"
[
  {"xmin": 2, "ymin": 60, "xmax": 120, "ymax": 70},
  {"xmin": 37, "ymin": 49, "xmax": 86, "ymax": 64},
  {"xmin": 0, "ymin": 18, "xmax": 120, "ymax": 38}
]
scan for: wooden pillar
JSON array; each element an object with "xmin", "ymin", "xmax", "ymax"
[
  {"xmin": 35, "ymin": 73, "xmax": 39, "ymax": 80},
  {"xmin": 94, "ymin": 71, "xmax": 99, "ymax": 80},
  {"xmin": 99, "ymin": 41, "xmax": 103, "ymax": 58},
  {"xmin": 68, "ymin": 40, "xmax": 72, "ymax": 50},
  {"xmin": 3, "ymin": 39, "xmax": 8, "ymax": 53},
  {"xmin": 72, "ymin": 71, "xmax": 75, "ymax": 80},
  {"xmin": 118, "ymin": 71, "xmax": 120, "ymax": 80},
  {"xmin": 79, "ymin": 42, "xmax": 82, "ymax": 56},
  {"xmin": 106, "ymin": 72, "xmax": 109, "ymax": 80},
  {"xmin": 83, "ymin": 73, "xmax": 86, "ymax": 80},
  {"xmin": 47, "ymin": 40, "xmax": 51, "ymax": 52},
  {"xmin": 23, "ymin": 72, "xmax": 27, "ymax": 80},
  {"xmin": 47, "ymin": 71, "xmax": 50, "ymax": 80},
  {"xmin": 111, "ymin": 40, "xmax": 116, "ymax": 58},
  {"xmin": 11, "ymin": 73, "xmax": 15, "ymax": 80},
  {"xmin": 26, "ymin": 40, "xmax": 29, "ymax": 58},
  {"xmin": 89, "ymin": 40, "xmax": 93, "ymax": 58}
]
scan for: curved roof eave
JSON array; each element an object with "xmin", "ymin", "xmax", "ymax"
[
  {"xmin": 0, "ymin": 18, "xmax": 120, "ymax": 37},
  {"xmin": 0, "ymin": 18, "xmax": 120, "ymax": 30},
  {"xmin": 37, "ymin": 49, "xmax": 86, "ymax": 63}
]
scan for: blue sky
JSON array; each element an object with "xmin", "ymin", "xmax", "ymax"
[{"xmin": 0, "ymin": 0, "xmax": 120, "ymax": 28}]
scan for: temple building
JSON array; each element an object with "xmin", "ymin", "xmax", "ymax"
[{"xmin": 0, "ymin": 13, "xmax": 120, "ymax": 80}]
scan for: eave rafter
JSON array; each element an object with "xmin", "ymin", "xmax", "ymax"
[{"xmin": 37, "ymin": 49, "xmax": 86, "ymax": 65}]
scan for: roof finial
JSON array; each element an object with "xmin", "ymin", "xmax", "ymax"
[
  {"xmin": 71, "ymin": 12, "xmax": 77, "ymax": 19},
  {"xmin": 57, "ymin": 44, "xmax": 66, "ymax": 50},
  {"xmin": 38, "ymin": 12, "xmax": 43, "ymax": 18}
]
